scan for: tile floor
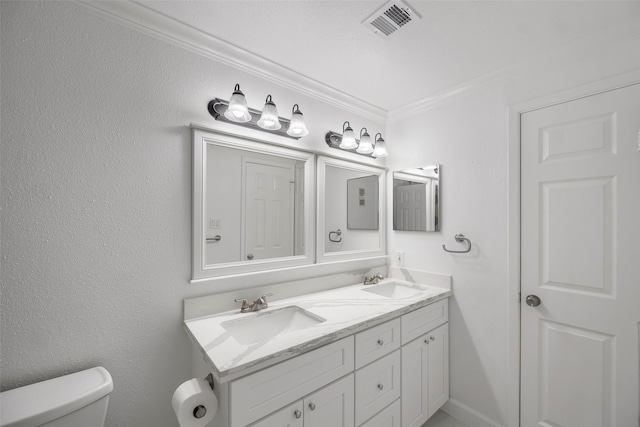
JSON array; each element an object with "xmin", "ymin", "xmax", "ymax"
[{"xmin": 423, "ymin": 410, "xmax": 468, "ymax": 427}]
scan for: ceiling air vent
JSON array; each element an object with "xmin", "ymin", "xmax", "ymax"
[{"xmin": 363, "ymin": 0, "xmax": 421, "ymax": 39}]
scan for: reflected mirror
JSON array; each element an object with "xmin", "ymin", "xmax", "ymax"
[
  {"xmin": 393, "ymin": 165, "xmax": 440, "ymax": 232},
  {"xmin": 192, "ymin": 128, "xmax": 315, "ymax": 280},
  {"xmin": 317, "ymin": 156, "xmax": 385, "ymax": 262}
]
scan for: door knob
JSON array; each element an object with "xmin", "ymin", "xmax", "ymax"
[
  {"xmin": 525, "ymin": 295, "xmax": 541, "ymax": 307},
  {"xmin": 246, "ymin": 253, "xmax": 254, "ymax": 260}
]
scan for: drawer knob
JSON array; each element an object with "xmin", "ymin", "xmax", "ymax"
[
  {"xmin": 294, "ymin": 410, "xmax": 302, "ymax": 419},
  {"xmin": 430, "ymin": 336, "xmax": 436, "ymax": 341},
  {"xmin": 308, "ymin": 402, "xmax": 316, "ymax": 411},
  {"xmin": 377, "ymin": 383, "xmax": 384, "ymax": 391},
  {"xmin": 424, "ymin": 339, "xmax": 429, "ymax": 344},
  {"xmin": 377, "ymin": 339, "xmax": 384, "ymax": 346}
]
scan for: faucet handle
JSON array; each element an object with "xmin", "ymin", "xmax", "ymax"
[
  {"xmin": 256, "ymin": 293, "xmax": 273, "ymax": 304},
  {"xmin": 234, "ymin": 298, "xmax": 250, "ymax": 312}
]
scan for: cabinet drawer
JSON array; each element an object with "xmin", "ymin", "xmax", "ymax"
[
  {"xmin": 355, "ymin": 318, "xmax": 400, "ymax": 369},
  {"xmin": 248, "ymin": 401, "xmax": 304, "ymax": 427},
  {"xmin": 401, "ymin": 299, "xmax": 448, "ymax": 344},
  {"xmin": 355, "ymin": 350, "xmax": 401, "ymax": 426},
  {"xmin": 230, "ymin": 337, "xmax": 355, "ymax": 427},
  {"xmin": 359, "ymin": 399, "xmax": 401, "ymax": 427}
]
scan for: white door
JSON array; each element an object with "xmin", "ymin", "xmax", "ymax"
[
  {"xmin": 395, "ymin": 184, "xmax": 427, "ymax": 231},
  {"xmin": 243, "ymin": 160, "xmax": 295, "ymax": 261},
  {"xmin": 521, "ymin": 83, "xmax": 640, "ymax": 427}
]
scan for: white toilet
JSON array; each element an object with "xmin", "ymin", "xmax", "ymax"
[{"xmin": 0, "ymin": 366, "xmax": 113, "ymax": 427}]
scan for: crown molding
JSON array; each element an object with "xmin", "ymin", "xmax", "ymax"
[
  {"xmin": 73, "ymin": 0, "xmax": 387, "ymax": 124},
  {"xmin": 388, "ymin": 12, "xmax": 640, "ymax": 122}
]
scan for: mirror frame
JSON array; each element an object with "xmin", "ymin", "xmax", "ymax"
[
  {"xmin": 192, "ymin": 127, "xmax": 316, "ymax": 280},
  {"xmin": 316, "ymin": 156, "xmax": 386, "ymax": 263}
]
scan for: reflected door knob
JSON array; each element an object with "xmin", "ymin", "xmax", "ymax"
[{"xmin": 525, "ymin": 295, "xmax": 541, "ymax": 307}]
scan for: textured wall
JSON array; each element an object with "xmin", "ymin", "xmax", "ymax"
[{"xmin": 0, "ymin": 2, "xmax": 382, "ymax": 426}]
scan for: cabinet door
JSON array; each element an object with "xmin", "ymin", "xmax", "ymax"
[
  {"xmin": 401, "ymin": 334, "xmax": 429, "ymax": 427},
  {"xmin": 427, "ymin": 323, "xmax": 449, "ymax": 417},
  {"xmin": 249, "ymin": 401, "xmax": 304, "ymax": 427},
  {"xmin": 304, "ymin": 374, "xmax": 354, "ymax": 427}
]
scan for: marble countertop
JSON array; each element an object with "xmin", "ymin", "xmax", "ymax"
[{"xmin": 184, "ymin": 278, "xmax": 451, "ymax": 383}]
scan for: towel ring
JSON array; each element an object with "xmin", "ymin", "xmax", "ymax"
[
  {"xmin": 329, "ymin": 229, "xmax": 342, "ymax": 243},
  {"xmin": 442, "ymin": 233, "xmax": 471, "ymax": 253}
]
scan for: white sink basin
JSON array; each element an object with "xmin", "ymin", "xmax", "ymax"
[
  {"xmin": 362, "ymin": 282, "xmax": 426, "ymax": 299},
  {"xmin": 221, "ymin": 306, "xmax": 326, "ymax": 345}
]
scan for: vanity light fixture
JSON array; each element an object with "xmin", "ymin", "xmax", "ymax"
[
  {"xmin": 286, "ymin": 104, "xmax": 309, "ymax": 137},
  {"xmin": 372, "ymin": 133, "xmax": 389, "ymax": 158},
  {"xmin": 356, "ymin": 128, "xmax": 374, "ymax": 154},
  {"xmin": 207, "ymin": 84, "xmax": 308, "ymax": 140},
  {"xmin": 324, "ymin": 126, "xmax": 389, "ymax": 158},
  {"xmin": 224, "ymin": 84, "xmax": 251, "ymax": 123},
  {"xmin": 257, "ymin": 95, "xmax": 281, "ymax": 130},
  {"xmin": 339, "ymin": 121, "xmax": 358, "ymax": 149}
]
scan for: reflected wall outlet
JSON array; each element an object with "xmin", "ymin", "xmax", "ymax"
[{"xmin": 395, "ymin": 251, "xmax": 405, "ymax": 267}]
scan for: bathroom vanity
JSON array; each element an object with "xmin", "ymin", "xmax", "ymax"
[{"xmin": 183, "ymin": 278, "xmax": 451, "ymax": 427}]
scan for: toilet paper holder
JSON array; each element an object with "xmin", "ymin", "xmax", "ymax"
[
  {"xmin": 193, "ymin": 374, "xmax": 215, "ymax": 420},
  {"xmin": 204, "ymin": 373, "xmax": 214, "ymax": 391}
]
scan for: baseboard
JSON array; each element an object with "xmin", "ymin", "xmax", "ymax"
[{"xmin": 442, "ymin": 398, "xmax": 504, "ymax": 427}]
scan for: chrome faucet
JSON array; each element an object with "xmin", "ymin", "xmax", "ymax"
[
  {"xmin": 234, "ymin": 293, "xmax": 273, "ymax": 313},
  {"xmin": 363, "ymin": 273, "xmax": 385, "ymax": 285}
]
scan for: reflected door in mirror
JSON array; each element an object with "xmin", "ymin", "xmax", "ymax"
[
  {"xmin": 206, "ymin": 145, "xmax": 304, "ymax": 264},
  {"xmin": 393, "ymin": 165, "xmax": 440, "ymax": 232},
  {"xmin": 192, "ymin": 127, "xmax": 315, "ymax": 281},
  {"xmin": 244, "ymin": 160, "xmax": 296, "ymax": 261}
]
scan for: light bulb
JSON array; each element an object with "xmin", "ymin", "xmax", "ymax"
[
  {"xmin": 257, "ymin": 95, "xmax": 281, "ymax": 130},
  {"xmin": 356, "ymin": 128, "xmax": 373, "ymax": 154},
  {"xmin": 339, "ymin": 121, "xmax": 358, "ymax": 149},
  {"xmin": 372, "ymin": 133, "xmax": 389, "ymax": 158},
  {"xmin": 287, "ymin": 104, "xmax": 309, "ymax": 137},
  {"xmin": 224, "ymin": 84, "xmax": 251, "ymax": 123}
]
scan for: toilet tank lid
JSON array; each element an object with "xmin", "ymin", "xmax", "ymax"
[{"xmin": 0, "ymin": 366, "xmax": 113, "ymax": 427}]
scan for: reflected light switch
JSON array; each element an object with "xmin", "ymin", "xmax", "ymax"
[{"xmin": 209, "ymin": 218, "xmax": 221, "ymax": 229}]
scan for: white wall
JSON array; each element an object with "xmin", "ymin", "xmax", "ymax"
[
  {"xmin": 386, "ymin": 23, "xmax": 640, "ymax": 427},
  {"xmin": 0, "ymin": 2, "xmax": 383, "ymax": 426}
]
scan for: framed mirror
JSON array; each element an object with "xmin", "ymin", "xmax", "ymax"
[
  {"xmin": 317, "ymin": 156, "xmax": 386, "ymax": 263},
  {"xmin": 192, "ymin": 127, "xmax": 315, "ymax": 280},
  {"xmin": 393, "ymin": 164, "xmax": 440, "ymax": 232}
]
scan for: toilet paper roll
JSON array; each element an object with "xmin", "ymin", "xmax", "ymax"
[{"xmin": 172, "ymin": 378, "xmax": 217, "ymax": 427}]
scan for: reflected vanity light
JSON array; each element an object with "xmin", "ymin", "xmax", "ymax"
[
  {"xmin": 207, "ymin": 84, "xmax": 308, "ymax": 140},
  {"xmin": 325, "ymin": 126, "xmax": 388, "ymax": 158}
]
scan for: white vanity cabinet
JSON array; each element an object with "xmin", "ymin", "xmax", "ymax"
[
  {"xmin": 400, "ymin": 301, "xmax": 449, "ymax": 427},
  {"xmin": 198, "ymin": 295, "xmax": 450, "ymax": 427}
]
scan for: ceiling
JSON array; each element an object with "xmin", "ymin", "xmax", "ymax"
[{"xmin": 136, "ymin": 0, "xmax": 640, "ymax": 112}]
